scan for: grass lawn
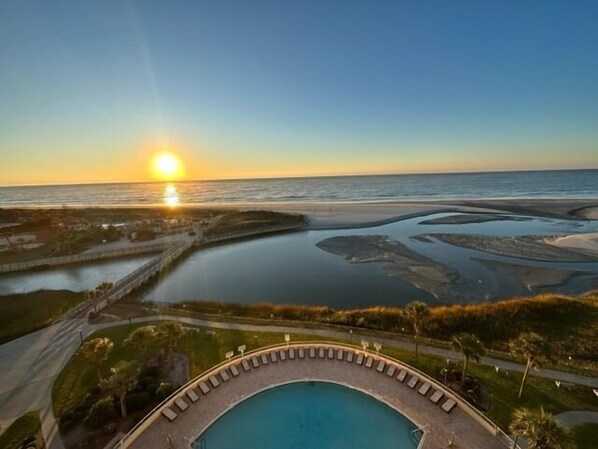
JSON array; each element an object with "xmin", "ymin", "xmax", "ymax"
[
  {"xmin": 0, "ymin": 290, "xmax": 85, "ymax": 344},
  {"xmin": 571, "ymin": 423, "xmax": 598, "ymax": 449},
  {"xmin": 52, "ymin": 322, "xmax": 324, "ymax": 417},
  {"xmin": 382, "ymin": 346, "xmax": 598, "ymax": 429},
  {"xmin": 0, "ymin": 411, "xmax": 42, "ymax": 449},
  {"xmin": 52, "ymin": 322, "xmax": 598, "ymax": 431}
]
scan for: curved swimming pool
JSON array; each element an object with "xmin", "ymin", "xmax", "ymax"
[{"xmin": 193, "ymin": 381, "xmax": 420, "ymax": 449}]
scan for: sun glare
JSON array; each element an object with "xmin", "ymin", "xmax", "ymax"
[
  {"xmin": 152, "ymin": 152, "xmax": 183, "ymax": 180},
  {"xmin": 164, "ymin": 184, "xmax": 180, "ymax": 207}
]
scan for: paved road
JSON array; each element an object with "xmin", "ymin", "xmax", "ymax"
[{"xmin": 1, "ymin": 315, "xmax": 597, "ymax": 448}]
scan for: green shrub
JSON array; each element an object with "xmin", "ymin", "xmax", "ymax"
[
  {"xmin": 85, "ymin": 396, "xmax": 117, "ymax": 429},
  {"xmin": 124, "ymin": 392, "xmax": 150, "ymax": 411},
  {"xmin": 156, "ymin": 382, "xmax": 175, "ymax": 400},
  {"xmin": 139, "ymin": 376, "xmax": 156, "ymax": 389}
]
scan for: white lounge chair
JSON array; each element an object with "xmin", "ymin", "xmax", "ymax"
[
  {"xmin": 174, "ymin": 397, "xmax": 189, "ymax": 411},
  {"xmin": 260, "ymin": 354, "xmax": 269, "ymax": 364},
  {"xmin": 328, "ymin": 348, "xmax": 334, "ymax": 359},
  {"xmin": 386, "ymin": 365, "xmax": 396, "ymax": 377},
  {"xmin": 397, "ymin": 370, "xmax": 408, "ymax": 382},
  {"xmin": 318, "ymin": 347, "xmax": 325, "ymax": 358},
  {"xmin": 186, "ymin": 389, "xmax": 199, "ymax": 402},
  {"xmin": 270, "ymin": 351, "xmax": 278, "ymax": 362},
  {"xmin": 242, "ymin": 360, "xmax": 251, "ymax": 371},
  {"xmin": 346, "ymin": 351, "xmax": 354, "ymax": 363},
  {"xmin": 209, "ymin": 375, "xmax": 220, "ymax": 388},
  {"xmin": 279, "ymin": 349, "xmax": 287, "ymax": 361},
  {"xmin": 309, "ymin": 347, "xmax": 316, "ymax": 358},
  {"xmin": 336, "ymin": 349, "xmax": 344, "ymax": 360},
  {"xmin": 365, "ymin": 356, "xmax": 374, "ymax": 368},
  {"xmin": 230, "ymin": 364, "xmax": 240, "ymax": 377},
  {"xmin": 198, "ymin": 382, "xmax": 210, "ymax": 394},
  {"xmin": 220, "ymin": 369, "xmax": 230, "ymax": 382},
  {"xmin": 376, "ymin": 360, "xmax": 386, "ymax": 372},
  {"xmin": 298, "ymin": 347, "xmax": 305, "ymax": 359},
  {"xmin": 251, "ymin": 356, "xmax": 260, "ymax": 368},
  {"xmin": 355, "ymin": 353, "xmax": 364, "ymax": 365},
  {"xmin": 161, "ymin": 406, "xmax": 178, "ymax": 422},
  {"xmin": 289, "ymin": 348, "xmax": 296, "ymax": 359},
  {"xmin": 429, "ymin": 390, "xmax": 444, "ymax": 404},
  {"xmin": 441, "ymin": 399, "xmax": 457, "ymax": 413},
  {"xmin": 407, "ymin": 375, "xmax": 419, "ymax": 388},
  {"xmin": 418, "ymin": 382, "xmax": 431, "ymax": 395}
]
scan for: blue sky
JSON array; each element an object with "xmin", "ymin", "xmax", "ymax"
[{"xmin": 1, "ymin": 0, "xmax": 597, "ymax": 184}]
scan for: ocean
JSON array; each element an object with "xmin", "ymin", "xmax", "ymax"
[{"xmin": 0, "ymin": 169, "xmax": 596, "ymax": 207}]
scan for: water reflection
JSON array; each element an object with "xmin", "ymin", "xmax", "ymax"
[{"xmin": 164, "ymin": 184, "xmax": 180, "ymax": 207}]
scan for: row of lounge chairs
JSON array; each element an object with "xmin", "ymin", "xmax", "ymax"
[{"xmin": 160, "ymin": 345, "xmax": 457, "ymax": 422}]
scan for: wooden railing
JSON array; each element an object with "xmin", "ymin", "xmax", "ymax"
[{"xmin": 0, "ymin": 243, "xmax": 171, "ymax": 274}]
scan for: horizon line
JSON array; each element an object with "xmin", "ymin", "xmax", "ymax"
[{"xmin": 1, "ymin": 167, "xmax": 597, "ymax": 189}]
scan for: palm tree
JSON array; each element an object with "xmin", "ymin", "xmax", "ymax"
[
  {"xmin": 509, "ymin": 332, "xmax": 549, "ymax": 399},
  {"xmin": 510, "ymin": 407, "xmax": 573, "ymax": 449},
  {"xmin": 79, "ymin": 337, "xmax": 114, "ymax": 382},
  {"xmin": 85, "ymin": 289, "xmax": 99, "ymax": 313},
  {"xmin": 125, "ymin": 326, "xmax": 156, "ymax": 361},
  {"xmin": 95, "ymin": 281, "xmax": 114, "ymax": 298},
  {"xmin": 452, "ymin": 333, "xmax": 486, "ymax": 382},
  {"xmin": 101, "ymin": 360, "xmax": 140, "ymax": 418},
  {"xmin": 155, "ymin": 321, "xmax": 186, "ymax": 370},
  {"xmin": 402, "ymin": 301, "xmax": 429, "ymax": 360}
]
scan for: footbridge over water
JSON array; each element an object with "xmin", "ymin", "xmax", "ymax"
[{"xmin": 61, "ymin": 223, "xmax": 304, "ymax": 319}]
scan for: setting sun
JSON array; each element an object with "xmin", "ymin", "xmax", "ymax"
[{"xmin": 152, "ymin": 152, "xmax": 184, "ymax": 180}]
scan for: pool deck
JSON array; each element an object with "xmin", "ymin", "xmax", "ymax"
[{"xmin": 120, "ymin": 343, "xmax": 510, "ymax": 449}]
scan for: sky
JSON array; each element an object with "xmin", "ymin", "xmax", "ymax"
[{"xmin": 1, "ymin": 0, "xmax": 597, "ymax": 185}]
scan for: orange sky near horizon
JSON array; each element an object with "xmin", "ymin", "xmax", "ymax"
[{"xmin": 2, "ymin": 137, "xmax": 597, "ymax": 186}]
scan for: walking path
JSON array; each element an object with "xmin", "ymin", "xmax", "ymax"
[
  {"xmin": 555, "ymin": 411, "xmax": 598, "ymax": 428},
  {"xmin": 0, "ymin": 315, "xmax": 596, "ymax": 449}
]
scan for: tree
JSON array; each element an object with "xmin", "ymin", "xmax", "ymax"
[
  {"xmin": 85, "ymin": 289, "xmax": 99, "ymax": 313},
  {"xmin": 125, "ymin": 326, "xmax": 156, "ymax": 361},
  {"xmin": 80, "ymin": 338, "xmax": 114, "ymax": 382},
  {"xmin": 101, "ymin": 360, "xmax": 140, "ymax": 418},
  {"xmin": 509, "ymin": 332, "xmax": 549, "ymax": 399},
  {"xmin": 510, "ymin": 407, "xmax": 574, "ymax": 449},
  {"xmin": 155, "ymin": 321, "xmax": 186, "ymax": 370},
  {"xmin": 402, "ymin": 301, "xmax": 429, "ymax": 360},
  {"xmin": 95, "ymin": 281, "xmax": 114, "ymax": 298},
  {"xmin": 452, "ymin": 333, "xmax": 486, "ymax": 382}
]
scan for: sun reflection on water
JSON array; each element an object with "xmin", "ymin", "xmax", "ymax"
[{"xmin": 164, "ymin": 184, "xmax": 180, "ymax": 207}]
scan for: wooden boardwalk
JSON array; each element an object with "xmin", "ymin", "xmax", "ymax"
[{"xmin": 62, "ymin": 223, "xmax": 305, "ymax": 318}]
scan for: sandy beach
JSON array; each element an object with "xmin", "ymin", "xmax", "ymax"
[{"xmin": 229, "ymin": 198, "xmax": 598, "ymax": 228}]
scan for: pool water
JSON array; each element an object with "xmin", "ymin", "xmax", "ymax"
[{"xmin": 194, "ymin": 382, "xmax": 419, "ymax": 449}]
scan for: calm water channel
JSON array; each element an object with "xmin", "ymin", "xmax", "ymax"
[{"xmin": 2, "ymin": 213, "xmax": 597, "ymax": 307}]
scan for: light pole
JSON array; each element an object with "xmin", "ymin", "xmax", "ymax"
[
  {"xmin": 349, "ymin": 329, "xmax": 353, "ymax": 343},
  {"xmin": 374, "ymin": 343, "xmax": 382, "ymax": 355},
  {"xmin": 78, "ymin": 327, "xmax": 83, "ymax": 344},
  {"xmin": 511, "ymin": 434, "xmax": 519, "ymax": 449},
  {"xmin": 361, "ymin": 340, "xmax": 369, "ymax": 351},
  {"xmin": 225, "ymin": 351, "xmax": 234, "ymax": 362},
  {"xmin": 285, "ymin": 334, "xmax": 290, "ymax": 347},
  {"xmin": 238, "ymin": 345, "xmax": 246, "ymax": 358},
  {"xmin": 443, "ymin": 359, "xmax": 450, "ymax": 385}
]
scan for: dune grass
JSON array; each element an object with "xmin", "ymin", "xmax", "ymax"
[
  {"xmin": 203, "ymin": 210, "xmax": 305, "ymax": 237},
  {"xmin": 134, "ymin": 292, "xmax": 598, "ymax": 372},
  {"xmin": 0, "ymin": 290, "xmax": 85, "ymax": 344},
  {"xmin": 0, "ymin": 411, "xmax": 41, "ymax": 449}
]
